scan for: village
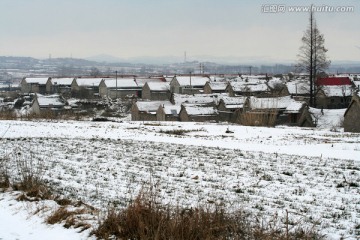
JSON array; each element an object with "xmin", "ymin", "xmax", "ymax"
[{"xmin": 0, "ymin": 73, "xmax": 359, "ymax": 132}]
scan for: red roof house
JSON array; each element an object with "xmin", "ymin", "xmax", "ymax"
[{"xmin": 316, "ymin": 77, "xmax": 352, "ymax": 86}]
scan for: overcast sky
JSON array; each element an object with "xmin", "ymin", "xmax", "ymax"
[{"xmin": 0, "ymin": 0, "xmax": 359, "ymax": 63}]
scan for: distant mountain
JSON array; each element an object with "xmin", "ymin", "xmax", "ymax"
[{"xmin": 86, "ymin": 54, "xmax": 126, "ymax": 63}]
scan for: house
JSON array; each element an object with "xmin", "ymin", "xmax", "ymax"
[
  {"xmin": 315, "ymin": 76, "xmax": 354, "ymax": 109},
  {"xmin": 156, "ymin": 104, "xmax": 181, "ymax": 121},
  {"xmin": 315, "ymin": 85, "xmax": 353, "ymax": 109},
  {"xmin": 344, "ymin": 92, "xmax": 360, "ymax": 132},
  {"xmin": 286, "ymin": 80, "xmax": 310, "ymax": 101},
  {"xmin": 240, "ymin": 96, "xmax": 309, "ymax": 127},
  {"xmin": 226, "ymin": 82, "xmax": 270, "ymax": 97},
  {"xmin": 31, "ymin": 94, "xmax": 66, "ymax": 115},
  {"xmin": 267, "ymin": 78, "xmax": 289, "ymax": 96},
  {"xmin": 171, "ymin": 93, "xmax": 221, "ymax": 106},
  {"xmin": 131, "ymin": 100, "xmax": 172, "ymax": 121},
  {"xmin": 46, "ymin": 77, "xmax": 74, "ymax": 94},
  {"xmin": 71, "ymin": 78, "xmax": 104, "ymax": 98},
  {"xmin": 316, "ymin": 77, "xmax": 352, "ymax": 86},
  {"xmin": 170, "ymin": 76, "xmax": 210, "ymax": 94},
  {"xmin": 203, "ymin": 81, "xmax": 228, "ymax": 94},
  {"xmin": 283, "ymin": 101, "xmax": 314, "ymax": 127},
  {"xmin": 99, "ymin": 78, "xmax": 140, "ymax": 99},
  {"xmin": 179, "ymin": 104, "xmax": 219, "ymax": 122},
  {"xmin": 142, "ymin": 82, "xmax": 171, "ymax": 100},
  {"xmin": 20, "ymin": 77, "xmax": 50, "ymax": 94},
  {"xmin": 217, "ymin": 96, "xmax": 246, "ymax": 122}
]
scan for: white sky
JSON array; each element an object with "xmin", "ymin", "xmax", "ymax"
[{"xmin": 0, "ymin": 0, "xmax": 359, "ymax": 63}]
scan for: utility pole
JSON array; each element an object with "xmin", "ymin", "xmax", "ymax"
[
  {"xmin": 189, "ymin": 71, "xmax": 192, "ymax": 89},
  {"xmin": 115, "ymin": 70, "xmax": 118, "ymax": 99}
]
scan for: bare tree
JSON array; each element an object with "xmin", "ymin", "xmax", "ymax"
[{"xmin": 297, "ymin": 8, "xmax": 330, "ymax": 107}]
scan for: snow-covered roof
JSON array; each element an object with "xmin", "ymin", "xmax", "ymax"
[
  {"xmin": 50, "ymin": 78, "xmax": 74, "ymax": 86},
  {"xmin": 36, "ymin": 94, "xmax": 65, "ymax": 107},
  {"xmin": 135, "ymin": 78, "xmax": 165, "ymax": 87},
  {"xmin": 206, "ymin": 82, "xmax": 228, "ymax": 91},
  {"xmin": 230, "ymin": 82, "xmax": 269, "ymax": 92},
  {"xmin": 23, "ymin": 77, "xmax": 49, "ymax": 85},
  {"xmin": 320, "ymin": 85, "xmax": 353, "ymax": 97},
  {"xmin": 286, "ymin": 80, "xmax": 310, "ymax": 95},
  {"xmin": 284, "ymin": 101, "xmax": 305, "ymax": 113},
  {"xmin": 267, "ymin": 78, "xmax": 284, "ymax": 89},
  {"xmin": 248, "ymin": 96, "xmax": 293, "ymax": 110},
  {"xmin": 101, "ymin": 78, "xmax": 139, "ymax": 88},
  {"xmin": 219, "ymin": 96, "xmax": 246, "ymax": 108},
  {"xmin": 75, "ymin": 78, "xmax": 103, "ymax": 87},
  {"xmin": 162, "ymin": 104, "xmax": 181, "ymax": 115},
  {"xmin": 135, "ymin": 101, "xmax": 172, "ymax": 112},
  {"xmin": 172, "ymin": 93, "xmax": 223, "ymax": 105},
  {"xmin": 208, "ymin": 76, "xmax": 228, "ymax": 82},
  {"xmin": 183, "ymin": 104, "xmax": 218, "ymax": 116},
  {"xmin": 173, "ymin": 76, "xmax": 210, "ymax": 86},
  {"xmin": 146, "ymin": 82, "xmax": 170, "ymax": 91}
]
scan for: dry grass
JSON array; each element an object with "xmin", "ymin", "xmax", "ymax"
[
  {"xmin": 46, "ymin": 206, "xmax": 92, "ymax": 232},
  {"xmin": 93, "ymin": 190, "xmax": 323, "ymax": 240},
  {"xmin": 0, "ymin": 109, "xmax": 17, "ymax": 120},
  {"xmin": 240, "ymin": 110, "xmax": 278, "ymax": 127}
]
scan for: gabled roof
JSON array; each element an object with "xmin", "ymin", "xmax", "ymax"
[
  {"xmin": 248, "ymin": 96, "xmax": 293, "ymax": 110},
  {"xmin": 101, "ymin": 78, "xmax": 139, "ymax": 88},
  {"xmin": 172, "ymin": 93, "xmax": 222, "ymax": 105},
  {"xmin": 219, "ymin": 96, "xmax": 246, "ymax": 109},
  {"xmin": 50, "ymin": 78, "xmax": 74, "ymax": 86},
  {"xmin": 74, "ymin": 78, "xmax": 104, "ymax": 87},
  {"xmin": 182, "ymin": 104, "xmax": 218, "ymax": 116},
  {"xmin": 173, "ymin": 76, "xmax": 210, "ymax": 87},
  {"xmin": 23, "ymin": 77, "xmax": 49, "ymax": 85},
  {"xmin": 344, "ymin": 93, "xmax": 360, "ymax": 117},
  {"xmin": 161, "ymin": 104, "xmax": 181, "ymax": 115},
  {"xmin": 135, "ymin": 101, "xmax": 172, "ymax": 112},
  {"xmin": 316, "ymin": 77, "xmax": 352, "ymax": 86},
  {"xmin": 284, "ymin": 101, "xmax": 306, "ymax": 113},
  {"xmin": 286, "ymin": 80, "xmax": 310, "ymax": 95},
  {"xmin": 35, "ymin": 94, "xmax": 65, "ymax": 107},
  {"xmin": 206, "ymin": 82, "xmax": 228, "ymax": 91},
  {"xmin": 145, "ymin": 82, "xmax": 170, "ymax": 91},
  {"xmin": 135, "ymin": 78, "xmax": 166, "ymax": 87},
  {"xmin": 230, "ymin": 82, "xmax": 269, "ymax": 92},
  {"xmin": 267, "ymin": 78, "xmax": 285, "ymax": 89}
]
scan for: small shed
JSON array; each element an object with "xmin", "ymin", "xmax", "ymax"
[
  {"xmin": 131, "ymin": 100, "xmax": 172, "ymax": 121},
  {"xmin": 203, "ymin": 81, "xmax": 228, "ymax": 94},
  {"xmin": 31, "ymin": 94, "xmax": 66, "ymax": 115},
  {"xmin": 156, "ymin": 104, "xmax": 181, "ymax": 121},
  {"xmin": 170, "ymin": 76, "xmax": 210, "ymax": 94},
  {"xmin": 142, "ymin": 82, "xmax": 171, "ymax": 100},
  {"xmin": 315, "ymin": 85, "xmax": 353, "ymax": 109},
  {"xmin": 46, "ymin": 77, "xmax": 74, "ymax": 94},
  {"xmin": 20, "ymin": 77, "xmax": 49, "ymax": 94},
  {"xmin": 179, "ymin": 104, "xmax": 219, "ymax": 122},
  {"xmin": 99, "ymin": 78, "xmax": 140, "ymax": 99},
  {"xmin": 344, "ymin": 93, "xmax": 360, "ymax": 132},
  {"xmin": 217, "ymin": 96, "xmax": 246, "ymax": 122}
]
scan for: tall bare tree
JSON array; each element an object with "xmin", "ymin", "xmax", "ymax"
[{"xmin": 297, "ymin": 9, "xmax": 330, "ymax": 107}]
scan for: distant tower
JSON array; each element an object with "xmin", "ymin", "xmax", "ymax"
[
  {"xmin": 49, "ymin": 54, "xmax": 52, "ymax": 61},
  {"xmin": 184, "ymin": 51, "xmax": 187, "ymax": 63}
]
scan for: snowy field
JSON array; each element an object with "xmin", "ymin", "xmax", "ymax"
[{"xmin": 0, "ymin": 119, "xmax": 360, "ymax": 239}]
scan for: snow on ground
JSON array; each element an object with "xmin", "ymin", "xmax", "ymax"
[
  {"xmin": 0, "ymin": 191, "xmax": 93, "ymax": 240},
  {"xmin": 0, "ymin": 119, "xmax": 360, "ymax": 239}
]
